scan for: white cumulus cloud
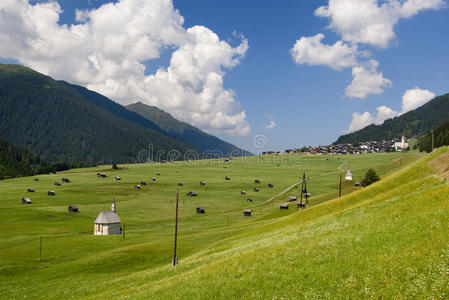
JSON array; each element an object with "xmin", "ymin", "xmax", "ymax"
[
  {"xmin": 290, "ymin": 33, "xmax": 358, "ymax": 70},
  {"xmin": 401, "ymin": 87, "xmax": 436, "ymax": 114},
  {"xmin": 347, "ymin": 111, "xmax": 374, "ymax": 132},
  {"xmin": 0, "ymin": 0, "xmax": 250, "ymax": 136},
  {"xmin": 292, "ymin": 0, "xmax": 443, "ymax": 100},
  {"xmin": 315, "ymin": 0, "xmax": 444, "ymax": 48},
  {"xmin": 345, "ymin": 60, "xmax": 392, "ymax": 99},
  {"xmin": 264, "ymin": 114, "xmax": 276, "ymax": 130}
]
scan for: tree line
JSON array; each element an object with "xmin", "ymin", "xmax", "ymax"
[{"xmin": 418, "ymin": 119, "xmax": 449, "ymax": 152}]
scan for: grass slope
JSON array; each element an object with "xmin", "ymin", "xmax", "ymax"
[
  {"xmin": 111, "ymin": 148, "xmax": 449, "ymax": 299},
  {"xmin": 0, "ymin": 151, "xmax": 426, "ymax": 299}
]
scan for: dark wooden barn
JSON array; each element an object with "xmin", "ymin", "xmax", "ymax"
[
  {"xmin": 280, "ymin": 204, "xmax": 289, "ymax": 210},
  {"xmin": 22, "ymin": 197, "xmax": 32, "ymax": 204},
  {"xmin": 68, "ymin": 205, "xmax": 78, "ymax": 212}
]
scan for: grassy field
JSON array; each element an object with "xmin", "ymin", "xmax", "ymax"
[{"xmin": 0, "ymin": 151, "xmax": 426, "ymax": 299}]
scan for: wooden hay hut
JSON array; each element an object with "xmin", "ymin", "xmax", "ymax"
[
  {"xmin": 355, "ymin": 182, "xmax": 361, "ymax": 187},
  {"xmin": 200, "ymin": 181, "xmax": 205, "ymax": 186},
  {"xmin": 135, "ymin": 184, "xmax": 141, "ymax": 189},
  {"xmin": 68, "ymin": 205, "xmax": 78, "ymax": 212},
  {"xmin": 244, "ymin": 209, "xmax": 252, "ymax": 216},
  {"xmin": 196, "ymin": 207, "xmax": 205, "ymax": 214},
  {"xmin": 247, "ymin": 198, "xmax": 253, "ymax": 202},
  {"xmin": 98, "ymin": 173, "xmax": 107, "ymax": 178},
  {"xmin": 268, "ymin": 183, "xmax": 274, "ymax": 188},
  {"xmin": 241, "ymin": 191, "xmax": 246, "ymax": 195},
  {"xmin": 178, "ymin": 182, "xmax": 184, "ymax": 186},
  {"xmin": 48, "ymin": 190, "xmax": 55, "ymax": 196},
  {"xmin": 186, "ymin": 191, "xmax": 198, "ymax": 196},
  {"xmin": 289, "ymin": 196, "xmax": 297, "ymax": 202},
  {"xmin": 114, "ymin": 176, "xmax": 121, "ymax": 181},
  {"xmin": 22, "ymin": 197, "xmax": 32, "ymax": 204},
  {"xmin": 152, "ymin": 177, "xmax": 156, "ymax": 181},
  {"xmin": 61, "ymin": 178, "xmax": 70, "ymax": 183},
  {"xmin": 280, "ymin": 203, "xmax": 289, "ymax": 210},
  {"xmin": 33, "ymin": 177, "xmax": 39, "ymax": 181},
  {"xmin": 254, "ymin": 179, "xmax": 260, "ymax": 184},
  {"xmin": 254, "ymin": 188, "xmax": 259, "ymax": 192},
  {"xmin": 27, "ymin": 188, "xmax": 35, "ymax": 193},
  {"xmin": 225, "ymin": 176, "xmax": 231, "ymax": 180},
  {"xmin": 140, "ymin": 181, "xmax": 147, "ymax": 185},
  {"xmin": 54, "ymin": 182, "xmax": 61, "ymax": 186}
]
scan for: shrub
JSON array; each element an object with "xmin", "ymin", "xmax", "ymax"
[{"xmin": 362, "ymin": 168, "xmax": 380, "ymax": 187}]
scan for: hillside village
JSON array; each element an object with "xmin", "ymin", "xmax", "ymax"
[{"xmin": 281, "ymin": 135, "xmax": 413, "ymax": 155}]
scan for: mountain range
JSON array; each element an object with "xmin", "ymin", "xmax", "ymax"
[
  {"xmin": 335, "ymin": 93, "xmax": 449, "ymax": 144},
  {"xmin": 0, "ymin": 64, "xmax": 247, "ymax": 165}
]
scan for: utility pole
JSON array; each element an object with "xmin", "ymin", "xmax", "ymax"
[
  {"xmin": 300, "ymin": 172, "xmax": 306, "ymax": 206},
  {"xmin": 172, "ymin": 190, "xmax": 179, "ymax": 266},
  {"xmin": 338, "ymin": 173, "xmax": 342, "ymax": 198},
  {"xmin": 122, "ymin": 223, "xmax": 125, "ymax": 240},
  {"xmin": 39, "ymin": 236, "xmax": 42, "ymax": 261},
  {"xmin": 431, "ymin": 129, "xmax": 435, "ymax": 151}
]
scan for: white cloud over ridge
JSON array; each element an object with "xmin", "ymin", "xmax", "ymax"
[
  {"xmin": 347, "ymin": 111, "xmax": 374, "ymax": 132},
  {"xmin": 0, "ymin": 0, "xmax": 250, "ymax": 135},
  {"xmin": 347, "ymin": 87, "xmax": 435, "ymax": 133},
  {"xmin": 345, "ymin": 60, "xmax": 392, "ymax": 99},
  {"xmin": 401, "ymin": 86, "xmax": 435, "ymax": 114}
]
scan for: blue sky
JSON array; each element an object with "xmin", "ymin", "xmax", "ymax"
[{"xmin": 1, "ymin": 0, "xmax": 448, "ymax": 153}]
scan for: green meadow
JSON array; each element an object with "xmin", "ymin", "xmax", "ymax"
[{"xmin": 1, "ymin": 150, "xmax": 440, "ymax": 299}]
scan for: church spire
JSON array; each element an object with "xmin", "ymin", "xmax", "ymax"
[{"xmin": 112, "ymin": 197, "xmax": 116, "ymax": 213}]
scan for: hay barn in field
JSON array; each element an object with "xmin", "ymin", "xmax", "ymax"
[
  {"xmin": 280, "ymin": 204, "xmax": 289, "ymax": 210},
  {"xmin": 68, "ymin": 205, "xmax": 78, "ymax": 212}
]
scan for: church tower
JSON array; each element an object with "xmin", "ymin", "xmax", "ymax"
[{"xmin": 401, "ymin": 132, "xmax": 405, "ymax": 149}]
